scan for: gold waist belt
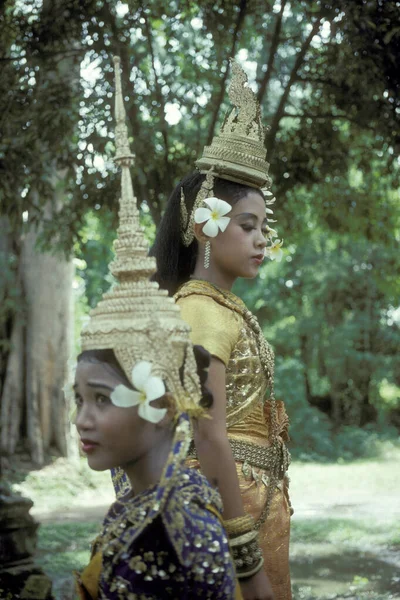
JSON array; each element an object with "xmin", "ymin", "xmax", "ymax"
[{"xmin": 188, "ymin": 438, "xmax": 289, "ymax": 478}]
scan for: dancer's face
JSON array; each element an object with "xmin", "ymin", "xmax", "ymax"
[
  {"xmin": 208, "ymin": 191, "xmax": 268, "ymax": 280},
  {"xmin": 74, "ymin": 361, "xmax": 167, "ymax": 472}
]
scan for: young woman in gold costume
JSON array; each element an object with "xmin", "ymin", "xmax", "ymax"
[{"xmin": 151, "ymin": 61, "xmax": 292, "ymax": 600}]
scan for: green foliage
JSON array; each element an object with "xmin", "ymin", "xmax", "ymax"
[
  {"xmin": 38, "ymin": 522, "xmax": 98, "ymax": 555},
  {"xmin": 2, "ymin": 0, "xmax": 399, "ymax": 243},
  {"xmin": 74, "ymin": 210, "xmax": 116, "ymax": 309},
  {"xmin": 273, "ymin": 356, "xmax": 398, "ymax": 461},
  {"xmin": 235, "ymin": 153, "xmax": 400, "ymax": 433},
  {"xmin": 274, "ymin": 357, "xmax": 335, "ymax": 460},
  {"xmin": 11, "ymin": 457, "xmax": 113, "ymax": 510},
  {"xmin": 36, "ymin": 522, "xmax": 99, "ymax": 594},
  {"xmin": 1, "ymin": 0, "xmax": 399, "ymax": 441},
  {"xmin": 291, "ymin": 517, "xmax": 400, "ymax": 548},
  {"xmin": 73, "ymin": 206, "xmax": 156, "ymax": 311}
]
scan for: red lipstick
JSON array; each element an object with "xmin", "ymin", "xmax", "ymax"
[
  {"xmin": 252, "ymin": 254, "xmax": 264, "ymax": 265},
  {"xmin": 80, "ymin": 439, "xmax": 99, "ymax": 454}
]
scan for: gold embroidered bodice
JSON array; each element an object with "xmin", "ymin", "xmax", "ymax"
[
  {"xmin": 176, "ymin": 280, "xmax": 291, "ymax": 529},
  {"xmin": 175, "ymin": 280, "xmax": 287, "ymax": 449},
  {"xmin": 225, "ymin": 319, "xmax": 270, "ymax": 445}
]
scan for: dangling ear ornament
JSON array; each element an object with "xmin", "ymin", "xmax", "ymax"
[{"xmin": 194, "ymin": 197, "xmax": 232, "ymax": 238}]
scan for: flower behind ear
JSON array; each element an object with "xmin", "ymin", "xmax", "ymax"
[
  {"xmin": 194, "ymin": 197, "xmax": 231, "ymax": 238},
  {"xmin": 110, "ymin": 361, "xmax": 167, "ymax": 424},
  {"xmin": 265, "ymin": 239, "xmax": 284, "ymax": 262}
]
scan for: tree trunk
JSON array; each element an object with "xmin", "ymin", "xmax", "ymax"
[
  {"xmin": 0, "ymin": 0, "xmax": 81, "ymax": 465},
  {"xmin": 1, "ymin": 318, "xmax": 24, "ymax": 457},
  {"xmin": 22, "ymin": 222, "xmax": 74, "ymax": 464},
  {"xmin": 0, "ymin": 219, "xmax": 24, "ymax": 461},
  {"xmin": 0, "ymin": 216, "xmax": 73, "ymax": 465}
]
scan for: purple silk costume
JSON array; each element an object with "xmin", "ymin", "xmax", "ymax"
[{"xmin": 76, "ymin": 415, "xmax": 236, "ymax": 599}]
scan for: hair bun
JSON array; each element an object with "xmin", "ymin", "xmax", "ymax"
[{"xmin": 192, "ymin": 345, "xmax": 213, "ymax": 410}]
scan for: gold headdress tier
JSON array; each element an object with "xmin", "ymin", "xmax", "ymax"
[
  {"xmin": 195, "ymin": 59, "xmax": 271, "ymax": 189},
  {"xmin": 180, "ymin": 59, "xmax": 276, "ymax": 246},
  {"xmin": 80, "ymin": 56, "xmax": 203, "ymax": 418}
]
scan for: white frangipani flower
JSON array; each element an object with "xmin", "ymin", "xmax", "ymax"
[
  {"xmin": 265, "ymin": 225, "xmax": 278, "ymax": 239},
  {"xmin": 111, "ymin": 361, "xmax": 167, "ymax": 424},
  {"xmin": 265, "ymin": 239, "xmax": 284, "ymax": 262},
  {"xmin": 194, "ymin": 197, "xmax": 232, "ymax": 238}
]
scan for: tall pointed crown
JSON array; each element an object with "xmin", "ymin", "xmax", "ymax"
[
  {"xmin": 196, "ymin": 59, "xmax": 271, "ymax": 189},
  {"xmin": 80, "ymin": 57, "xmax": 203, "ymax": 417}
]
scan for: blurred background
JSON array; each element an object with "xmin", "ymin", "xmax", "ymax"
[{"xmin": 1, "ymin": 1, "xmax": 399, "ymax": 599}]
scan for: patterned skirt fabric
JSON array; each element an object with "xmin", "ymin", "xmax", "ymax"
[{"xmin": 186, "ymin": 456, "xmax": 292, "ymax": 600}]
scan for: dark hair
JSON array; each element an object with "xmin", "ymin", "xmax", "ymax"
[
  {"xmin": 150, "ymin": 171, "xmax": 264, "ymax": 296},
  {"xmin": 77, "ymin": 345, "xmax": 213, "ymax": 410},
  {"xmin": 187, "ymin": 344, "xmax": 214, "ymax": 410}
]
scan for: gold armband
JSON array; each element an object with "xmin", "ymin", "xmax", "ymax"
[
  {"xmin": 224, "ymin": 516, "xmax": 264, "ymax": 579},
  {"xmin": 223, "ymin": 514, "xmax": 255, "ymax": 538}
]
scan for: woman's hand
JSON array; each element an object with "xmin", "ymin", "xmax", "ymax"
[{"xmin": 240, "ymin": 569, "xmax": 275, "ymax": 600}]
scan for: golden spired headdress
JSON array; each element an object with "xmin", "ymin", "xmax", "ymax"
[
  {"xmin": 181, "ymin": 59, "xmax": 276, "ymax": 247},
  {"xmin": 80, "ymin": 56, "xmax": 204, "ymax": 418},
  {"xmin": 196, "ymin": 60, "xmax": 270, "ymax": 188}
]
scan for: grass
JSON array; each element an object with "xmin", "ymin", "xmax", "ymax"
[
  {"xmin": 287, "ymin": 445, "xmax": 400, "ymax": 598},
  {"xmin": 291, "ymin": 518, "xmax": 400, "ymax": 548},
  {"xmin": 36, "ymin": 522, "xmax": 99, "ymax": 580},
  {"xmin": 11, "ymin": 457, "xmax": 114, "ymax": 515}
]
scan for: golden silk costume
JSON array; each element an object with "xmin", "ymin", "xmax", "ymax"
[{"xmin": 176, "ymin": 279, "xmax": 292, "ymax": 600}]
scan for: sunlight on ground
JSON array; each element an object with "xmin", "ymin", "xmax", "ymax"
[{"xmin": 13, "ymin": 457, "xmax": 114, "ymax": 519}]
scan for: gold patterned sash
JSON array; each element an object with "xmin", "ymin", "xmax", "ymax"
[{"xmin": 189, "ymin": 438, "xmax": 290, "ymax": 480}]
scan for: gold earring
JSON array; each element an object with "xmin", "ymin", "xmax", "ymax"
[{"xmin": 204, "ymin": 241, "xmax": 211, "ymax": 269}]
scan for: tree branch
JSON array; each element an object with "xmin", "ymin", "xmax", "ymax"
[
  {"xmin": 281, "ymin": 111, "xmax": 375, "ymax": 131},
  {"xmin": 206, "ymin": 0, "xmax": 248, "ymax": 145},
  {"xmin": 266, "ymin": 15, "xmax": 323, "ymax": 156},
  {"xmin": 0, "ymin": 48, "xmax": 84, "ymax": 61},
  {"xmin": 97, "ymin": 1, "xmax": 147, "ymax": 208},
  {"xmin": 257, "ymin": 0, "xmax": 287, "ymax": 105},
  {"xmin": 295, "ymin": 74, "xmax": 348, "ymax": 91},
  {"xmin": 141, "ymin": 6, "xmax": 173, "ymax": 195}
]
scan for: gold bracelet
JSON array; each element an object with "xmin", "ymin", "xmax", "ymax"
[
  {"xmin": 224, "ymin": 514, "xmax": 255, "ymax": 538},
  {"xmin": 229, "ymin": 529, "xmax": 258, "ymax": 548},
  {"xmin": 237, "ymin": 557, "xmax": 264, "ymax": 580},
  {"xmin": 232, "ymin": 539, "xmax": 261, "ymax": 563},
  {"xmin": 230, "ymin": 531, "xmax": 263, "ymax": 578}
]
